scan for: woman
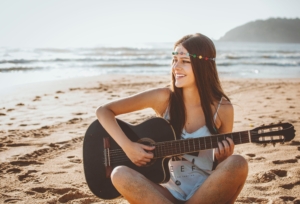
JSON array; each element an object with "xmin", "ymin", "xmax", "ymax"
[{"xmin": 96, "ymin": 33, "xmax": 248, "ymax": 204}]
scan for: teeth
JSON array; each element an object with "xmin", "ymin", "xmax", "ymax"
[{"xmin": 176, "ymin": 74, "xmax": 185, "ymax": 77}]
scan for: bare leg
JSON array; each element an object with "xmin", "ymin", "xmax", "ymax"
[
  {"xmin": 111, "ymin": 166, "xmax": 177, "ymax": 204},
  {"xmin": 186, "ymin": 155, "xmax": 248, "ymax": 204}
]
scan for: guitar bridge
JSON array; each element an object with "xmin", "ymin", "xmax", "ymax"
[{"xmin": 103, "ymin": 137, "xmax": 112, "ymax": 178}]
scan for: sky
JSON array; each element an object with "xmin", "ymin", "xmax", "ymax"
[{"xmin": 0, "ymin": 0, "xmax": 299, "ymax": 48}]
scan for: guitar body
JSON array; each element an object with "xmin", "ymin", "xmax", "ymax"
[{"xmin": 83, "ymin": 117, "xmax": 176, "ymax": 200}]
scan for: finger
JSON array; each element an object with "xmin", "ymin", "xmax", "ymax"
[
  {"xmin": 142, "ymin": 144, "xmax": 155, "ymax": 151},
  {"xmin": 143, "ymin": 158, "xmax": 151, "ymax": 163},
  {"xmin": 218, "ymin": 142, "xmax": 224, "ymax": 154},
  {"xmin": 226, "ymin": 137, "xmax": 235, "ymax": 153},
  {"xmin": 222, "ymin": 140, "xmax": 230, "ymax": 154},
  {"xmin": 139, "ymin": 161, "xmax": 147, "ymax": 166},
  {"xmin": 144, "ymin": 152, "xmax": 154, "ymax": 159},
  {"xmin": 214, "ymin": 148, "xmax": 220, "ymax": 159}
]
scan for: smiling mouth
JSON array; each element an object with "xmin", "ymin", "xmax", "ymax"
[{"xmin": 175, "ymin": 74, "xmax": 186, "ymax": 79}]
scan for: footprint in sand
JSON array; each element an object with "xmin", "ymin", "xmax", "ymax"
[
  {"xmin": 18, "ymin": 170, "xmax": 38, "ymax": 182},
  {"xmin": 269, "ymin": 169, "xmax": 287, "ymax": 177},
  {"xmin": 67, "ymin": 118, "xmax": 82, "ymax": 124},
  {"xmin": 4, "ymin": 198, "xmax": 23, "ymax": 203},
  {"xmin": 0, "ymin": 112, "xmax": 6, "ymax": 116},
  {"xmin": 69, "ymin": 158, "xmax": 82, "ymax": 164},
  {"xmin": 56, "ymin": 91, "xmax": 65, "ymax": 94},
  {"xmin": 289, "ymin": 106, "xmax": 295, "ymax": 109},
  {"xmin": 245, "ymin": 153, "xmax": 256, "ymax": 157},
  {"xmin": 33, "ymin": 96, "xmax": 41, "ymax": 102},
  {"xmin": 279, "ymin": 196, "xmax": 296, "ymax": 202},
  {"xmin": 272, "ymin": 159, "xmax": 298, "ymax": 164},
  {"xmin": 16, "ymin": 103, "xmax": 25, "ymax": 106},
  {"xmin": 10, "ymin": 160, "xmax": 43, "ymax": 166},
  {"xmin": 58, "ymin": 190, "xmax": 90, "ymax": 203},
  {"xmin": 280, "ymin": 180, "xmax": 300, "ymax": 189},
  {"xmin": 237, "ymin": 197, "xmax": 269, "ymax": 203},
  {"xmin": 6, "ymin": 168, "xmax": 22, "ymax": 174},
  {"xmin": 286, "ymin": 98, "xmax": 293, "ymax": 101},
  {"xmin": 254, "ymin": 171, "xmax": 276, "ymax": 183},
  {"xmin": 72, "ymin": 112, "xmax": 86, "ymax": 116}
]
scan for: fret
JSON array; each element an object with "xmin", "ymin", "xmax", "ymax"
[
  {"xmin": 231, "ymin": 133, "xmax": 233, "ymax": 140},
  {"xmin": 154, "ymin": 146, "xmax": 158, "ymax": 157},
  {"xmin": 188, "ymin": 140, "xmax": 191, "ymax": 152},
  {"xmin": 179, "ymin": 141, "xmax": 181, "ymax": 154},
  {"xmin": 212, "ymin": 136, "xmax": 217, "ymax": 149},
  {"xmin": 198, "ymin": 138, "xmax": 201, "ymax": 150},
  {"xmin": 248, "ymin": 130, "xmax": 252, "ymax": 143},
  {"xmin": 193, "ymin": 139, "xmax": 195, "ymax": 151},
  {"xmin": 204, "ymin": 137, "xmax": 207, "ymax": 149},
  {"xmin": 239, "ymin": 132, "xmax": 242, "ymax": 144}
]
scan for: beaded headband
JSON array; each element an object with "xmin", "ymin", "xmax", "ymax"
[{"xmin": 172, "ymin": 51, "xmax": 215, "ymax": 61}]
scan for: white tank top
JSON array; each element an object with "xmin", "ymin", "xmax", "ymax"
[{"xmin": 161, "ymin": 99, "xmax": 222, "ymax": 201}]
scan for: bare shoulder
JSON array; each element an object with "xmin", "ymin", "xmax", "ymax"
[
  {"xmin": 148, "ymin": 87, "xmax": 171, "ymax": 116},
  {"xmin": 219, "ymin": 98, "xmax": 233, "ymax": 116},
  {"xmin": 217, "ymin": 98, "xmax": 234, "ymax": 133}
]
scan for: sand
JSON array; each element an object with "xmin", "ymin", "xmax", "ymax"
[{"xmin": 0, "ymin": 75, "xmax": 299, "ymax": 204}]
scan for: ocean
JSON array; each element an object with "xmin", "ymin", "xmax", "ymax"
[{"xmin": 0, "ymin": 42, "xmax": 299, "ymax": 89}]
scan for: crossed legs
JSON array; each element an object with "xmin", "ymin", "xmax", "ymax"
[{"xmin": 111, "ymin": 155, "xmax": 248, "ymax": 204}]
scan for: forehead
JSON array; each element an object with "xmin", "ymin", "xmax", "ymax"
[{"xmin": 174, "ymin": 44, "xmax": 187, "ymax": 53}]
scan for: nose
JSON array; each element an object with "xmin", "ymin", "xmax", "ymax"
[{"xmin": 172, "ymin": 61, "xmax": 180, "ymax": 71}]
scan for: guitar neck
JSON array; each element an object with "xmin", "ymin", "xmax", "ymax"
[{"xmin": 153, "ymin": 130, "xmax": 251, "ymax": 158}]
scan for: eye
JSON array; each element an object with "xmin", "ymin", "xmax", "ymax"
[{"xmin": 183, "ymin": 60, "xmax": 190, "ymax": 63}]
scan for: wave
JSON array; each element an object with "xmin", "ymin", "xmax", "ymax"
[
  {"xmin": 94, "ymin": 63, "xmax": 168, "ymax": 67},
  {"xmin": 0, "ymin": 67, "xmax": 43, "ymax": 72},
  {"xmin": 222, "ymin": 54, "xmax": 300, "ymax": 60},
  {"xmin": 217, "ymin": 61, "xmax": 300, "ymax": 67},
  {"xmin": 0, "ymin": 56, "xmax": 171, "ymax": 64}
]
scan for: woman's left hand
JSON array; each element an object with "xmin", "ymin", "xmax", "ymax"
[{"xmin": 214, "ymin": 137, "xmax": 234, "ymax": 164}]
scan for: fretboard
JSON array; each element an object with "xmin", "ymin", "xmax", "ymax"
[{"xmin": 153, "ymin": 131, "xmax": 250, "ymax": 158}]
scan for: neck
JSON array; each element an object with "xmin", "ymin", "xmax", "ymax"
[{"xmin": 182, "ymin": 85, "xmax": 201, "ymax": 106}]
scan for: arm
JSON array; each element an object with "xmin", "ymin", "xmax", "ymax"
[
  {"xmin": 214, "ymin": 100, "xmax": 234, "ymax": 165},
  {"xmin": 96, "ymin": 87, "xmax": 170, "ymax": 167}
]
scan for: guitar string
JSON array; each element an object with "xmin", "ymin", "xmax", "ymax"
[
  {"xmin": 107, "ymin": 132, "xmax": 255, "ymax": 154},
  {"xmin": 106, "ymin": 135, "xmax": 253, "ymax": 163},
  {"xmin": 106, "ymin": 133, "xmax": 257, "ymax": 157},
  {"xmin": 105, "ymin": 130, "xmax": 283, "ymax": 163}
]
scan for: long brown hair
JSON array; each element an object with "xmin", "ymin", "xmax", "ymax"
[{"xmin": 168, "ymin": 33, "xmax": 230, "ymax": 138}]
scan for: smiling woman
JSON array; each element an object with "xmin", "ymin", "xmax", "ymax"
[{"xmin": 96, "ymin": 33, "xmax": 248, "ymax": 204}]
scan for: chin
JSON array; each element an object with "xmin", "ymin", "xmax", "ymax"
[{"xmin": 175, "ymin": 82, "xmax": 183, "ymax": 88}]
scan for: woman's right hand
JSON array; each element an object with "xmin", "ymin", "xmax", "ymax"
[{"xmin": 123, "ymin": 142, "xmax": 155, "ymax": 167}]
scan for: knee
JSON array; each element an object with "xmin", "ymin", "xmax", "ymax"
[
  {"xmin": 111, "ymin": 166, "xmax": 134, "ymax": 187},
  {"xmin": 224, "ymin": 155, "xmax": 248, "ymax": 176}
]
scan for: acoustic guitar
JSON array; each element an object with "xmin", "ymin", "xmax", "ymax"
[{"xmin": 82, "ymin": 117, "xmax": 295, "ymax": 200}]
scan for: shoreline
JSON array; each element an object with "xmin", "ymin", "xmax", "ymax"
[{"xmin": 0, "ymin": 74, "xmax": 299, "ymax": 203}]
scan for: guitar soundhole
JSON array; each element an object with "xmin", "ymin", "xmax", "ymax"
[{"xmin": 137, "ymin": 138, "xmax": 156, "ymax": 167}]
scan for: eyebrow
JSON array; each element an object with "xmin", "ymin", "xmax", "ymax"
[{"xmin": 173, "ymin": 56, "xmax": 190, "ymax": 59}]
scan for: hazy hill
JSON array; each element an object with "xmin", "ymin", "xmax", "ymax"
[{"xmin": 219, "ymin": 18, "xmax": 300, "ymax": 43}]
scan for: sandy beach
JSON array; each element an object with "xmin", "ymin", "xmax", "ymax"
[{"xmin": 0, "ymin": 74, "xmax": 299, "ymax": 204}]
